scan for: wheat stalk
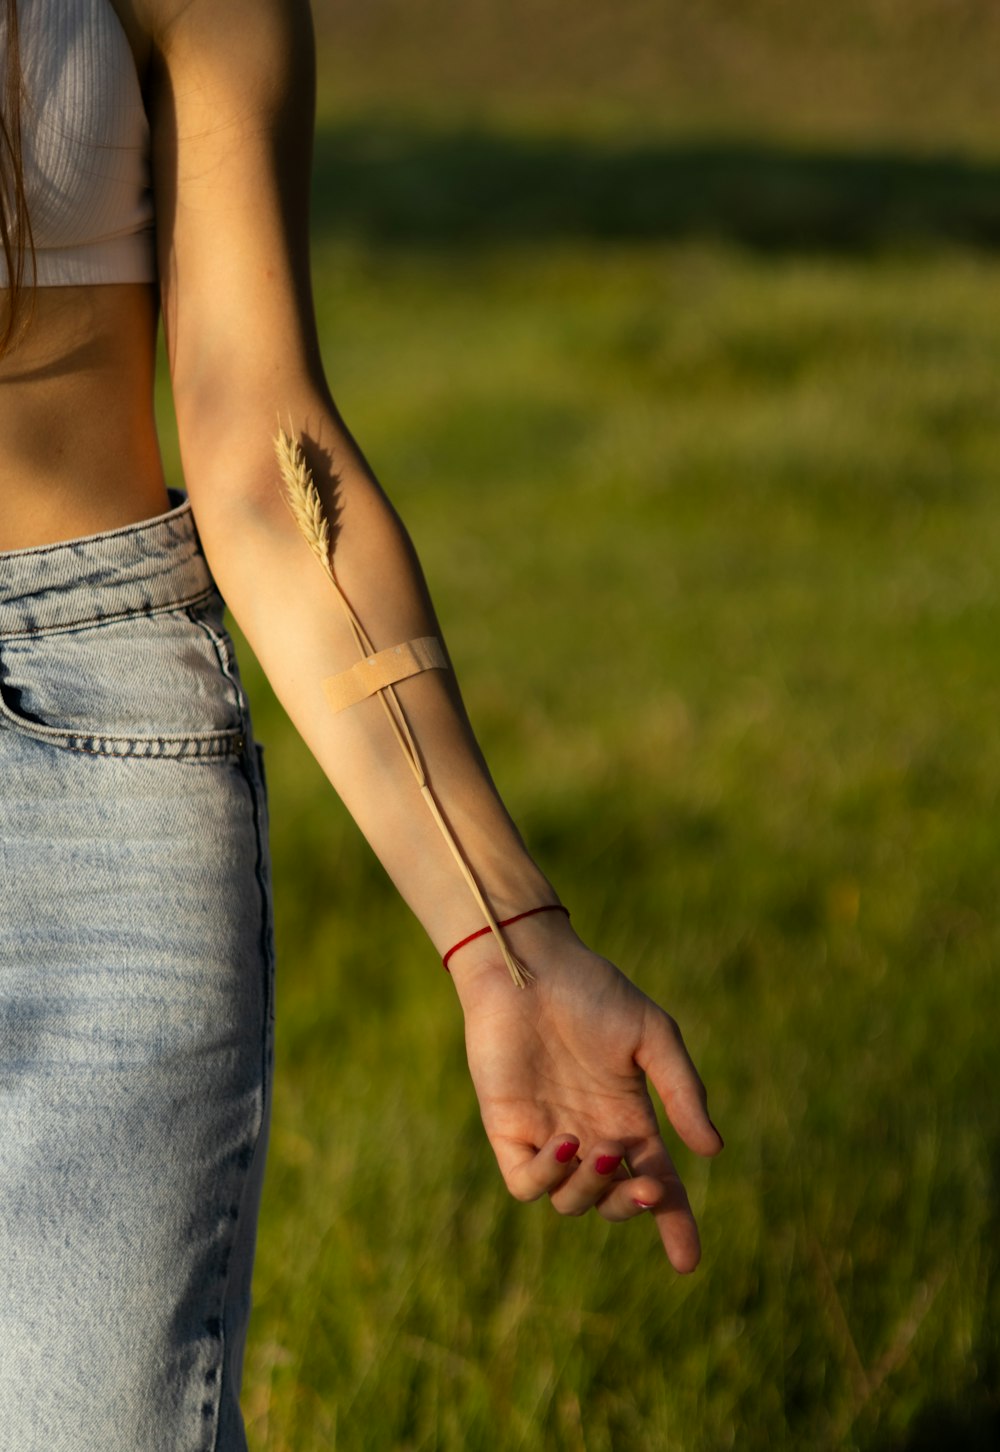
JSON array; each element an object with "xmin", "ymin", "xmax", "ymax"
[{"xmin": 274, "ymin": 425, "xmax": 532, "ymax": 988}]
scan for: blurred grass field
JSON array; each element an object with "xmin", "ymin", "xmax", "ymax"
[{"xmin": 158, "ymin": 3, "xmax": 1000, "ymax": 1448}]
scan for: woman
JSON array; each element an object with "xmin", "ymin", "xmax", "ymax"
[{"xmin": 0, "ymin": 0, "xmax": 723, "ymax": 1446}]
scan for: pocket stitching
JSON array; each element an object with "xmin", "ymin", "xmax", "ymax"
[
  {"xmin": 0, "ymin": 583, "xmax": 218, "ymax": 642},
  {"xmin": 0, "ymin": 684, "xmax": 246, "ymax": 759},
  {"xmin": 186, "ymin": 603, "xmax": 248, "ymax": 732},
  {"xmin": 0, "ymin": 597, "xmax": 247, "ymax": 760}
]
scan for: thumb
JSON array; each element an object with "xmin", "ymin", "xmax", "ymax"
[{"xmin": 634, "ymin": 1007, "xmax": 723, "ymax": 1157}]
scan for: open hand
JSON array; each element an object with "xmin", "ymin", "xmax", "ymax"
[{"xmin": 448, "ymin": 917, "xmax": 723, "ymax": 1272}]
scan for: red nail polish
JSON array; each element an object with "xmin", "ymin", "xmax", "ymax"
[
  {"xmin": 555, "ymin": 1141, "xmax": 578, "ymax": 1164},
  {"xmin": 633, "ymin": 1198, "xmax": 658, "ymax": 1211},
  {"xmin": 595, "ymin": 1154, "xmax": 621, "ymax": 1176}
]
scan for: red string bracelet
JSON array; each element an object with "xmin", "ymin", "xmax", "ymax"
[{"xmin": 442, "ymin": 904, "xmax": 570, "ymax": 971}]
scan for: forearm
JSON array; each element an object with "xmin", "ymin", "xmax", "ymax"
[{"xmin": 182, "ymin": 398, "xmax": 558, "ymax": 955}]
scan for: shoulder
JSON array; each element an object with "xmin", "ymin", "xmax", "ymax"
[
  {"xmin": 140, "ymin": 0, "xmax": 317, "ymax": 193},
  {"xmin": 133, "ymin": 0, "xmax": 312, "ymax": 51},
  {"xmin": 128, "ymin": 0, "xmax": 314, "ymax": 97}
]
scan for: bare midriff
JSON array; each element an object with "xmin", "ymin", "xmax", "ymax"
[{"xmin": 0, "ymin": 282, "xmax": 171, "ymax": 551}]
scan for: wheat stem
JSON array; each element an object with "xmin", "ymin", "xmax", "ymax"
[{"xmin": 274, "ymin": 426, "xmax": 532, "ymax": 988}]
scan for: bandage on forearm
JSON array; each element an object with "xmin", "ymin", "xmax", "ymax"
[{"xmin": 323, "ymin": 636, "xmax": 448, "ymax": 714}]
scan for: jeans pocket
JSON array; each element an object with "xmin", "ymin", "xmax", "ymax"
[{"xmin": 0, "ymin": 591, "xmax": 247, "ymax": 760}]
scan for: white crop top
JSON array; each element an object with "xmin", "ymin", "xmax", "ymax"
[{"xmin": 0, "ymin": 0, "xmax": 155, "ymax": 286}]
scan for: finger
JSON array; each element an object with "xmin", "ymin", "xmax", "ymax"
[
  {"xmin": 628, "ymin": 1139, "xmax": 702, "ymax": 1273},
  {"xmin": 635, "ymin": 1009, "xmax": 724, "ymax": 1157},
  {"xmin": 593, "ymin": 1175, "xmax": 667, "ymax": 1223},
  {"xmin": 548, "ymin": 1143, "xmax": 629, "ymax": 1217},
  {"xmin": 493, "ymin": 1133, "xmax": 581, "ymax": 1203}
]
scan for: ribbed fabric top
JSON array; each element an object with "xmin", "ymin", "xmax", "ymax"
[{"xmin": 0, "ymin": 0, "xmax": 155, "ymax": 286}]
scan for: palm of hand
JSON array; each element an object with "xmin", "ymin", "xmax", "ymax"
[{"xmin": 454, "ymin": 943, "xmax": 721, "ymax": 1272}]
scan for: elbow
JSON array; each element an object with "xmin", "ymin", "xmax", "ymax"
[{"xmin": 172, "ymin": 369, "xmax": 337, "ymax": 517}]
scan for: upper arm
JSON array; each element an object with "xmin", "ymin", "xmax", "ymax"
[{"xmin": 147, "ymin": 0, "xmax": 326, "ymax": 461}]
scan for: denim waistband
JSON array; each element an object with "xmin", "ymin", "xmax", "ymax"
[{"xmin": 0, "ymin": 492, "xmax": 214, "ymax": 638}]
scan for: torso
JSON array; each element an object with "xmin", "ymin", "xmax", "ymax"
[{"xmin": 0, "ymin": 0, "xmax": 168, "ymax": 550}]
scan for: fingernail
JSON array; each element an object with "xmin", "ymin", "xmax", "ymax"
[
  {"xmin": 555, "ymin": 1140, "xmax": 578, "ymax": 1164},
  {"xmin": 595, "ymin": 1154, "xmax": 621, "ymax": 1176},
  {"xmin": 633, "ymin": 1198, "xmax": 658, "ymax": 1211}
]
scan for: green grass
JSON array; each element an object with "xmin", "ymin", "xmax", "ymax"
[{"xmin": 155, "ymin": 11, "xmax": 1000, "ymax": 1448}]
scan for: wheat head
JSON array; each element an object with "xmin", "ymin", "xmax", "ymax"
[{"xmin": 274, "ymin": 426, "xmax": 333, "ymax": 580}]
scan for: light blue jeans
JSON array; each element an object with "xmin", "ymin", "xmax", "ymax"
[{"xmin": 0, "ymin": 495, "xmax": 274, "ymax": 1451}]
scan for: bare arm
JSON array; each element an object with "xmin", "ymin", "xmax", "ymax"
[
  {"xmin": 148, "ymin": 0, "xmax": 555, "ymax": 947},
  {"xmin": 146, "ymin": 0, "xmax": 721, "ymax": 1269}
]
